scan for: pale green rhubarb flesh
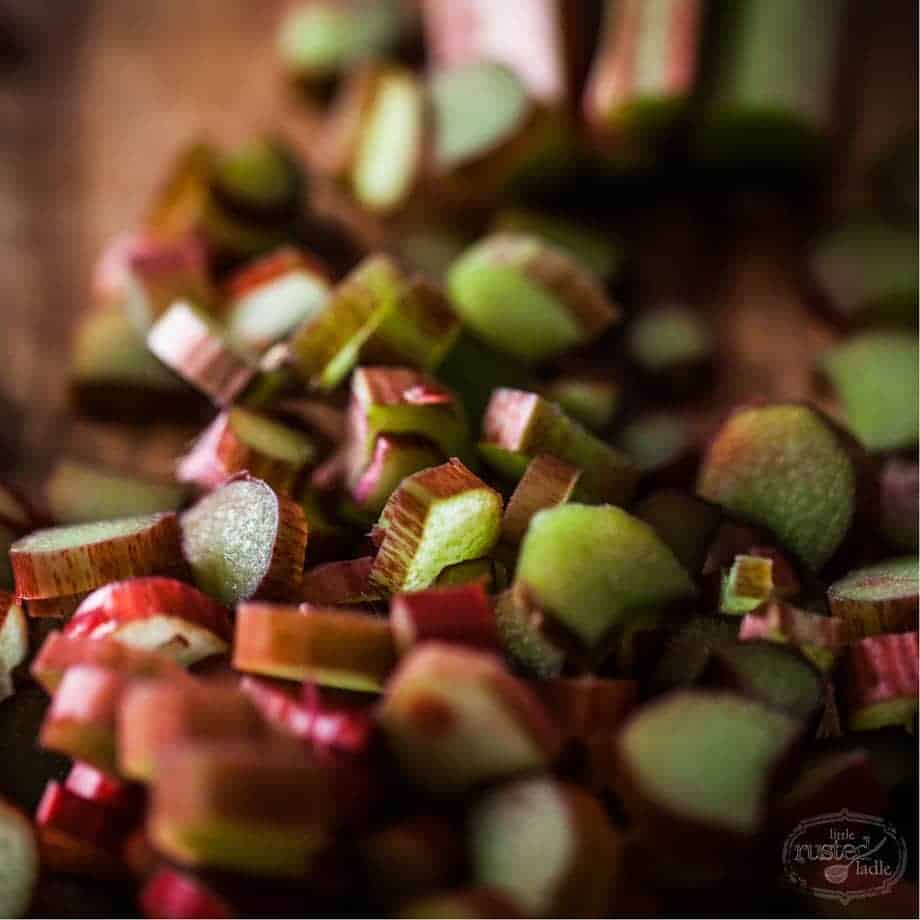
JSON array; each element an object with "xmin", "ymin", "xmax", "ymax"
[
  {"xmin": 515, "ymin": 503, "xmax": 695, "ymax": 651},
  {"xmin": 719, "ymin": 554, "xmax": 774, "ymax": 616},
  {"xmin": 481, "ymin": 388, "xmax": 639, "ymax": 505},
  {"xmin": 697, "ymin": 403, "xmax": 858, "ymax": 573},
  {"xmin": 447, "ymin": 234, "xmax": 619, "ymax": 364},
  {"xmin": 369, "ymin": 459, "xmax": 502, "ymax": 595}
]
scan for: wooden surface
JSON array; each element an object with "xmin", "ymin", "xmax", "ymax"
[{"xmin": 0, "ymin": 0, "xmax": 916, "ymax": 491}]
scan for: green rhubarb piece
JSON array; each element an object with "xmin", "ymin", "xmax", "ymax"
[
  {"xmin": 698, "ymin": 0, "xmax": 842, "ymax": 167},
  {"xmin": 45, "ymin": 460, "xmax": 187, "ymax": 525},
  {"xmin": 288, "ymin": 255, "xmax": 402, "ymax": 390},
  {"xmin": 617, "ymin": 412, "xmax": 690, "ymax": 473},
  {"xmin": 618, "ymin": 691, "xmax": 800, "ymax": 836},
  {"xmin": 495, "ymin": 587, "xmax": 566, "ymax": 679},
  {"xmin": 0, "ymin": 797, "xmax": 37, "ymax": 919},
  {"xmin": 379, "ymin": 644, "xmax": 559, "ymax": 796},
  {"xmin": 697, "ymin": 404, "xmax": 857, "ymax": 572},
  {"xmin": 229, "ymin": 407, "xmax": 316, "ymax": 468},
  {"xmin": 515, "ymin": 504, "xmax": 695, "ymax": 649},
  {"xmin": 635, "ymin": 489, "xmax": 721, "ymax": 574},
  {"xmin": 346, "ymin": 366, "xmax": 470, "ymax": 488},
  {"xmin": 180, "ymin": 478, "xmax": 306, "ymax": 604},
  {"xmin": 213, "ymin": 139, "xmax": 300, "ymax": 219},
  {"xmin": 494, "ymin": 210, "xmax": 622, "ymax": 281},
  {"xmin": 812, "ymin": 222, "xmax": 918, "ymax": 328},
  {"xmin": 349, "ymin": 435, "xmax": 443, "ymax": 517},
  {"xmin": 481, "ymin": 389, "xmax": 639, "ymax": 505},
  {"xmin": 397, "ymin": 226, "xmax": 469, "ymax": 281},
  {"xmin": 719, "ymin": 555, "xmax": 774, "ymax": 616},
  {"xmin": 277, "ymin": 0, "xmax": 408, "ymax": 83},
  {"xmin": 447, "ymin": 234, "xmax": 618, "ymax": 364},
  {"xmin": 351, "ymin": 68, "xmax": 425, "ymax": 215},
  {"xmin": 430, "ymin": 61, "xmax": 532, "ymax": 170},
  {"xmin": 828, "ymin": 557, "xmax": 919, "ymax": 639},
  {"xmin": 438, "ymin": 333, "xmax": 538, "ymax": 426},
  {"xmin": 369, "ymin": 460, "xmax": 503, "ymax": 594},
  {"xmin": 469, "ymin": 778, "xmax": 619, "ymax": 918},
  {"xmin": 701, "ymin": 640, "xmax": 825, "ymax": 721},
  {"xmin": 436, "ymin": 558, "xmax": 507, "ymax": 591},
  {"xmin": 739, "ymin": 603, "xmax": 844, "ymax": 674},
  {"xmin": 626, "ymin": 304, "xmax": 712, "ymax": 375},
  {"xmin": 819, "ymin": 331, "xmax": 919, "ymax": 452},
  {"xmin": 651, "ymin": 616, "xmax": 739, "ymax": 692},
  {"xmin": 545, "ymin": 377, "xmax": 620, "ymax": 432},
  {"xmin": 226, "ymin": 266, "xmax": 330, "ymax": 353}
]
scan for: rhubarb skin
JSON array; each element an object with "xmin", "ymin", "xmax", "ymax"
[
  {"xmin": 11, "ymin": 512, "xmax": 187, "ymax": 600},
  {"xmin": 482, "ymin": 388, "xmax": 638, "ymax": 505},
  {"xmin": 739, "ymin": 602, "xmax": 845, "ymax": 674},
  {"xmin": 369, "ymin": 459, "xmax": 503, "ymax": 594},
  {"xmin": 140, "ymin": 868, "xmax": 236, "ymax": 920},
  {"xmin": 501, "ymin": 453, "xmax": 580, "ymax": 548},
  {"xmin": 301, "ymin": 557, "xmax": 382, "ymax": 606},
  {"xmin": 35, "ymin": 780, "xmax": 135, "ymax": 853},
  {"xmin": 233, "ymin": 603, "xmax": 396, "ymax": 692},
  {"xmin": 390, "ymin": 583, "xmax": 499, "ymax": 653},
  {"xmin": 378, "ymin": 643, "xmax": 560, "ymax": 796},
  {"xmin": 148, "ymin": 739, "xmax": 330, "ymax": 877},
  {"xmin": 844, "ymin": 632, "xmax": 919, "ymax": 732},
  {"xmin": 515, "ymin": 503, "xmax": 695, "ymax": 649}
]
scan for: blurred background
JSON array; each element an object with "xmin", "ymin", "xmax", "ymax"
[{"xmin": 0, "ymin": 0, "xmax": 916, "ymax": 490}]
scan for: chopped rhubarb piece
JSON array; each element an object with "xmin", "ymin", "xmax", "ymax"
[
  {"xmin": 390, "ymin": 583, "xmax": 499, "ymax": 653},
  {"xmin": 31, "ymin": 631, "xmax": 187, "ymax": 694},
  {"xmin": 698, "ymin": 0, "xmax": 842, "ymax": 168},
  {"xmin": 700, "ymin": 640, "xmax": 825, "ymax": 723},
  {"xmin": 349, "ymin": 434, "xmax": 444, "ymax": 517},
  {"xmin": 65, "ymin": 577, "xmax": 231, "ymax": 667},
  {"xmin": 348, "ymin": 67, "xmax": 427, "ymax": 215},
  {"xmin": 288, "ymin": 255, "xmax": 403, "ymax": 390},
  {"xmin": 544, "ymin": 376, "xmax": 620, "ymax": 432},
  {"xmin": 0, "ymin": 797, "xmax": 38, "ymax": 918},
  {"xmin": 448, "ymin": 234, "xmax": 619, "ymax": 363},
  {"xmin": 39, "ymin": 665, "xmax": 126, "ymax": 771},
  {"xmin": 11, "ymin": 512, "xmax": 185, "ymax": 600},
  {"xmin": 430, "ymin": 60, "xmax": 533, "ymax": 172},
  {"xmin": 584, "ymin": 0, "xmax": 705, "ymax": 165},
  {"xmin": 301, "ymin": 557, "xmax": 382, "ymax": 606},
  {"xmin": 0, "ymin": 594, "xmax": 27, "ymax": 702},
  {"xmin": 225, "ymin": 247, "xmax": 331, "ymax": 353},
  {"xmin": 881, "ymin": 459, "xmax": 919, "ymax": 551},
  {"xmin": 144, "ymin": 141, "xmax": 215, "ymax": 242},
  {"xmin": 378, "ymin": 643, "xmax": 560, "ymax": 795},
  {"xmin": 277, "ymin": 0, "xmax": 410, "ymax": 86},
  {"xmin": 369, "ymin": 459, "xmax": 503, "ymax": 594},
  {"xmin": 616, "ymin": 692, "xmax": 800, "ymax": 843},
  {"xmin": 147, "ymin": 301, "xmax": 256, "ymax": 406},
  {"xmin": 739, "ymin": 603, "xmax": 845, "ymax": 674},
  {"xmin": 234, "ymin": 603, "xmax": 396, "ymax": 692},
  {"xmin": 827, "ymin": 557, "xmax": 919, "ymax": 639},
  {"xmin": 482, "ymin": 388, "xmax": 638, "ymax": 504},
  {"xmin": 697, "ymin": 404, "xmax": 868, "ymax": 572},
  {"xmin": 277, "ymin": 398, "xmax": 347, "ymax": 445},
  {"xmin": 469, "ymin": 777, "xmax": 620, "ymax": 917},
  {"xmin": 46, "ymin": 460, "xmax": 187, "ymax": 525},
  {"xmin": 435, "ymin": 557, "xmax": 505, "ymax": 591},
  {"xmin": 844, "ymin": 632, "xmax": 919, "ymax": 732},
  {"xmin": 515, "ymin": 503, "xmax": 695, "ymax": 649},
  {"xmin": 92, "ymin": 231, "xmax": 214, "ymax": 331},
  {"xmin": 118, "ymin": 681, "xmax": 266, "ymax": 781},
  {"xmin": 70, "ymin": 305, "xmax": 194, "ymax": 419},
  {"xmin": 634, "ymin": 489, "xmax": 721, "ymax": 574},
  {"xmin": 495, "ymin": 585, "xmax": 566, "ymax": 679},
  {"xmin": 812, "ymin": 221, "xmax": 918, "ymax": 328},
  {"xmin": 501, "ymin": 454, "xmax": 580, "ymax": 549},
  {"xmin": 719, "ymin": 554, "xmax": 774, "ymax": 615},
  {"xmin": 399, "ymin": 888, "xmax": 523, "ymax": 919},
  {"xmin": 180, "ymin": 476, "xmax": 308, "ymax": 604},
  {"xmin": 25, "ymin": 592, "xmax": 91, "ymax": 620},
  {"xmin": 149, "ymin": 739, "xmax": 328, "ymax": 876},
  {"xmin": 64, "ymin": 762, "xmax": 137, "ymax": 813},
  {"xmin": 536, "ymin": 676, "xmax": 638, "ymax": 741},
  {"xmin": 177, "ymin": 407, "xmax": 316, "ymax": 494},
  {"xmin": 617, "ymin": 411, "xmax": 695, "ymax": 479},
  {"xmin": 35, "ymin": 781, "xmax": 133, "ymax": 851},
  {"xmin": 422, "ymin": 0, "xmax": 589, "ymax": 106},
  {"xmin": 360, "ymin": 815, "xmax": 463, "ymax": 902},
  {"xmin": 820, "ymin": 331, "xmax": 918, "ymax": 452},
  {"xmin": 140, "ymin": 867, "xmax": 235, "ymax": 919}
]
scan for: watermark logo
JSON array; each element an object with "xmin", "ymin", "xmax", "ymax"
[{"xmin": 783, "ymin": 810, "xmax": 907, "ymax": 905}]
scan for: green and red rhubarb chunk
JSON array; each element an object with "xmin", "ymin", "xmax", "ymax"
[{"xmin": 827, "ymin": 557, "xmax": 919, "ymax": 639}]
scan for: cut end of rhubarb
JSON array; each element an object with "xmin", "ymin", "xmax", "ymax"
[{"xmin": 828, "ymin": 557, "xmax": 919, "ymax": 639}]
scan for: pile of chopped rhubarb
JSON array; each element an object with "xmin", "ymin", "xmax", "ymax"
[{"xmin": 0, "ymin": 1, "xmax": 917, "ymax": 918}]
